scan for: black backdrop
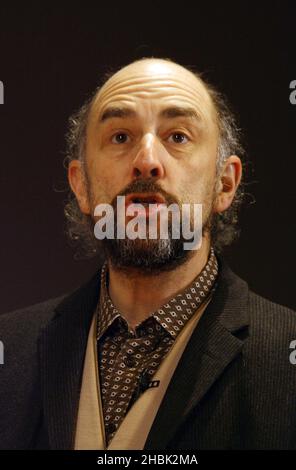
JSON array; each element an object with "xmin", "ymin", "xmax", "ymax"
[{"xmin": 0, "ymin": 2, "xmax": 295, "ymax": 313}]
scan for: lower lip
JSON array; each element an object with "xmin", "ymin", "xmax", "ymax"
[{"xmin": 126, "ymin": 202, "xmax": 166, "ymax": 218}]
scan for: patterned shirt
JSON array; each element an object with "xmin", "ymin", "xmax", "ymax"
[{"xmin": 96, "ymin": 248, "xmax": 218, "ymax": 445}]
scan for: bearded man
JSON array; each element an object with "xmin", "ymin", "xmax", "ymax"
[{"xmin": 1, "ymin": 58, "xmax": 296, "ymax": 450}]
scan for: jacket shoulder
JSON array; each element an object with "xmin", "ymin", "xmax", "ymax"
[
  {"xmin": 243, "ymin": 290, "xmax": 296, "ymax": 382},
  {"xmin": 248, "ymin": 289, "xmax": 296, "ymax": 334},
  {"xmin": 0, "ymin": 295, "xmax": 69, "ymax": 375},
  {"xmin": 0, "ymin": 295, "xmax": 67, "ymax": 338}
]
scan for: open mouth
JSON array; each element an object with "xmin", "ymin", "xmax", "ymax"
[
  {"xmin": 125, "ymin": 193, "xmax": 166, "ymax": 207},
  {"xmin": 124, "ymin": 193, "xmax": 167, "ymax": 218}
]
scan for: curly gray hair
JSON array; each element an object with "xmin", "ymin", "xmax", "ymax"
[{"xmin": 63, "ymin": 60, "xmax": 246, "ymax": 259}]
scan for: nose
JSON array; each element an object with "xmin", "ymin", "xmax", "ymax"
[{"xmin": 132, "ymin": 133, "xmax": 165, "ymax": 179}]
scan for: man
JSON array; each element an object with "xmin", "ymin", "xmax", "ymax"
[{"xmin": 1, "ymin": 58, "xmax": 296, "ymax": 450}]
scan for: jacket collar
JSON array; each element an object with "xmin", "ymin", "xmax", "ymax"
[
  {"xmin": 38, "ymin": 269, "xmax": 102, "ymax": 449},
  {"xmin": 144, "ymin": 257, "xmax": 249, "ymax": 449},
  {"xmin": 39, "ymin": 256, "xmax": 249, "ymax": 449}
]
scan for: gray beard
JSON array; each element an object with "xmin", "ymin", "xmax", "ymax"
[
  {"xmin": 87, "ymin": 177, "xmax": 215, "ymax": 274},
  {"xmin": 102, "ymin": 234, "xmax": 190, "ymax": 275},
  {"xmin": 101, "ymin": 212, "xmax": 213, "ymax": 275}
]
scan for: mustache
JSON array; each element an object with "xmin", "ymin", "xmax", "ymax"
[{"xmin": 111, "ymin": 178, "xmax": 180, "ymax": 207}]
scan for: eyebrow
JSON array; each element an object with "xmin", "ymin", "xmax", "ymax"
[
  {"xmin": 99, "ymin": 105, "xmax": 201, "ymax": 124},
  {"xmin": 100, "ymin": 107, "xmax": 136, "ymax": 122},
  {"xmin": 159, "ymin": 106, "xmax": 201, "ymax": 122}
]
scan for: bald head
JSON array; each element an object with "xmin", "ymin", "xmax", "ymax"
[
  {"xmin": 91, "ymin": 58, "xmax": 218, "ymax": 130},
  {"xmin": 99, "ymin": 58, "xmax": 209, "ymax": 96}
]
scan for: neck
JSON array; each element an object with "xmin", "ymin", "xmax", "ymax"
[{"xmin": 107, "ymin": 237, "xmax": 211, "ymax": 329}]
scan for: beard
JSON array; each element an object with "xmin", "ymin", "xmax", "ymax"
[
  {"xmin": 89, "ymin": 178, "xmax": 215, "ymax": 275},
  {"xmin": 105, "ymin": 229, "xmax": 190, "ymax": 275}
]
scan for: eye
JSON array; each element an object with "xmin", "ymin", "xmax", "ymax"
[
  {"xmin": 111, "ymin": 132, "xmax": 130, "ymax": 144},
  {"xmin": 168, "ymin": 132, "xmax": 189, "ymax": 144}
]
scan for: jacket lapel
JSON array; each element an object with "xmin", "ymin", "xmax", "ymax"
[
  {"xmin": 38, "ymin": 269, "xmax": 102, "ymax": 449},
  {"xmin": 38, "ymin": 257, "xmax": 249, "ymax": 450},
  {"xmin": 144, "ymin": 260, "xmax": 250, "ymax": 449}
]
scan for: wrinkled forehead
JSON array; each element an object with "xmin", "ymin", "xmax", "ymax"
[{"xmin": 89, "ymin": 60, "xmax": 217, "ymax": 126}]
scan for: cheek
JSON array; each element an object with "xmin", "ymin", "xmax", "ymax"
[
  {"xmin": 86, "ymin": 133, "xmax": 115, "ymax": 201},
  {"xmin": 178, "ymin": 166, "xmax": 216, "ymax": 205},
  {"xmin": 86, "ymin": 159, "xmax": 126, "ymax": 205}
]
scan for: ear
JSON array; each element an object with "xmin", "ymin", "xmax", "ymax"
[
  {"xmin": 68, "ymin": 160, "xmax": 91, "ymax": 214},
  {"xmin": 213, "ymin": 156, "xmax": 242, "ymax": 213}
]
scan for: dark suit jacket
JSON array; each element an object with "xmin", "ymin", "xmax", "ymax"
[{"xmin": 1, "ymin": 258, "xmax": 296, "ymax": 450}]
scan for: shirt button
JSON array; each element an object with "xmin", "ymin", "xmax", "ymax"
[
  {"xmin": 106, "ymin": 422, "xmax": 117, "ymax": 434},
  {"xmin": 124, "ymin": 355, "xmax": 136, "ymax": 367}
]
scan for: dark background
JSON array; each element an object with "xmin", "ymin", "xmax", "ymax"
[{"xmin": 0, "ymin": 2, "xmax": 295, "ymax": 313}]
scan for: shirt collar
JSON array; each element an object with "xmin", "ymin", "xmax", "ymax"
[{"xmin": 97, "ymin": 247, "xmax": 218, "ymax": 341}]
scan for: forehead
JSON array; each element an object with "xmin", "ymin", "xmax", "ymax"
[{"xmin": 89, "ymin": 60, "xmax": 217, "ymax": 126}]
